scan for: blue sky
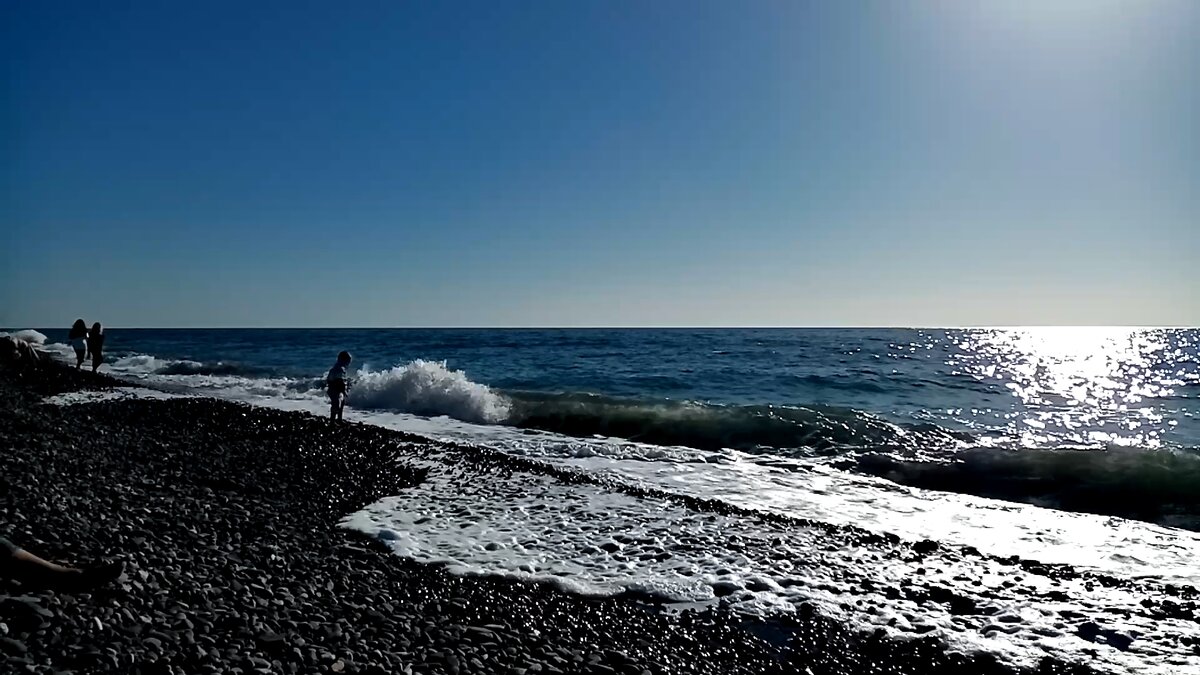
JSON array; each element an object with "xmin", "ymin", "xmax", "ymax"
[{"xmin": 3, "ymin": 1, "xmax": 1197, "ymax": 327}]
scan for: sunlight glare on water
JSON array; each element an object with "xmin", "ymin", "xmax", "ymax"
[{"xmin": 951, "ymin": 327, "xmax": 1181, "ymax": 448}]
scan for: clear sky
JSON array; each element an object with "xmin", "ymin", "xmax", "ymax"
[{"xmin": 3, "ymin": 1, "xmax": 1197, "ymax": 328}]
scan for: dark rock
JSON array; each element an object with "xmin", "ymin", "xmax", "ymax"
[
  {"xmin": 710, "ymin": 581, "xmax": 740, "ymax": 597},
  {"xmin": 0, "ymin": 597, "xmax": 52, "ymax": 632},
  {"xmin": 0, "ymin": 637, "xmax": 27, "ymax": 655},
  {"xmin": 1106, "ymin": 632, "xmax": 1135, "ymax": 651},
  {"xmin": 913, "ymin": 540, "xmax": 939, "ymax": 555},
  {"xmin": 257, "ymin": 631, "xmax": 287, "ymax": 652},
  {"xmin": 1077, "ymin": 621, "xmax": 1102, "ymax": 640}
]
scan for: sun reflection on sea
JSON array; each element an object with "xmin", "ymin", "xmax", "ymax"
[{"xmin": 950, "ymin": 327, "xmax": 1183, "ymax": 448}]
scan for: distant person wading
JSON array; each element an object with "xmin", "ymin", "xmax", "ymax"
[{"xmin": 326, "ymin": 351, "xmax": 352, "ymax": 421}]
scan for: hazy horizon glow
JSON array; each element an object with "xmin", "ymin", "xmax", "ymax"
[{"xmin": 3, "ymin": 1, "xmax": 1197, "ymax": 328}]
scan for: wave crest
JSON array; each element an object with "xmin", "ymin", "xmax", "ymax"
[
  {"xmin": 109, "ymin": 355, "xmax": 251, "ymax": 377},
  {"xmin": 347, "ymin": 360, "xmax": 510, "ymax": 424},
  {"xmin": 505, "ymin": 393, "xmax": 960, "ymax": 453},
  {"xmin": 110, "ymin": 354, "xmax": 160, "ymax": 371},
  {"xmin": 156, "ymin": 360, "xmax": 247, "ymax": 376},
  {"xmin": 853, "ymin": 446, "xmax": 1200, "ymax": 529}
]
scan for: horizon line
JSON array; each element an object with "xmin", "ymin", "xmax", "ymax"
[{"xmin": 10, "ymin": 324, "xmax": 1198, "ymax": 331}]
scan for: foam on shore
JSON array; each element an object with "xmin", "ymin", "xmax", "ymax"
[
  {"xmin": 343, "ymin": 446, "xmax": 1200, "ymax": 675},
  {"xmin": 43, "ymin": 388, "xmax": 188, "ymax": 406}
]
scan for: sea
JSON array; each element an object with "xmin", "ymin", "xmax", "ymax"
[{"xmin": 11, "ymin": 327, "xmax": 1200, "ymax": 673}]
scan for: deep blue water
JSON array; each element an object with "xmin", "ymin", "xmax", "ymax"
[{"xmin": 30, "ymin": 327, "xmax": 1200, "ymax": 453}]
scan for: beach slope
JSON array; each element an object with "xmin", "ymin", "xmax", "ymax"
[{"xmin": 0, "ymin": 360, "xmax": 1121, "ymax": 674}]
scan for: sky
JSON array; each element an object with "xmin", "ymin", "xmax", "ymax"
[{"xmin": 2, "ymin": 1, "xmax": 1197, "ymax": 328}]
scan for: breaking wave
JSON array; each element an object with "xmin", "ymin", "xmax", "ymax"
[
  {"xmin": 504, "ymin": 392, "xmax": 965, "ymax": 453},
  {"xmin": 156, "ymin": 360, "xmax": 249, "ymax": 376},
  {"xmin": 328, "ymin": 362, "xmax": 965, "ymax": 453},
  {"xmin": 347, "ymin": 360, "xmax": 510, "ymax": 424},
  {"xmin": 329, "ymin": 364, "xmax": 1200, "ymax": 527},
  {"xmin": 853, "ymin": 446, "xmax": 1200, "ymax": 529}
]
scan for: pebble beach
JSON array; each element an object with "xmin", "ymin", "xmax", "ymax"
[{"xmin": 0, "ymin": 358, "xmax": 1190, "ymax": 674}]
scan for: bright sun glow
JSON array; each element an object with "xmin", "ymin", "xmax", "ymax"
[
  {"xmin": 953, "ymin": 327, "xmax": 1179, "ymax": 448},
  {"xmin": 965, "ymin": 0, "xmax": 1148, "ymax": 30},
  {"xmin": 949, "ymin": 0, "xmax": 1170, "ymax": 63}
]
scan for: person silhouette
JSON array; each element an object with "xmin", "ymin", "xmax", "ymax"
[
  {"xmin": 326, "ymin": 351, "xmax": 352, "ymax": 421},
  {"xmin": 87, "ymin": 322, "xmax": 105, "ymax": 372},
  {"xmin": 68, "ymin": 319, "xmax": 88, "ymax": 369}
]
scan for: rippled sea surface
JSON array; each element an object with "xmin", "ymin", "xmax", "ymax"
[{"xmin": 33, "ymin": 326, "xmax": 1200, "ymax": 450}]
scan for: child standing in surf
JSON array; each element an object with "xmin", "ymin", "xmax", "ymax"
[{"xmin": 326, "ymin": 351, "xmax": 352, "ymax": 421}]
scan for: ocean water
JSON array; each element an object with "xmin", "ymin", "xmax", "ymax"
[
  {"xmin": 29, "ymin": 327, "xmax": 1200, "ymax": 448},
  {"xmin": 15, "ymin": 327, "xmax": 1200, "ymax": 673}
]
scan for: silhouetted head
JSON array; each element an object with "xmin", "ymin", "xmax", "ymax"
[
  {"xmin": 91, "ymin": 322, "xmax": 102, "ymax": 335},
  {"xmin": 70, "ymin": 319, "xmax": 87, "ymax": 338},
  {"xmin": 337, "ymin": 351, "xmax": 352, "ymax": 365}
]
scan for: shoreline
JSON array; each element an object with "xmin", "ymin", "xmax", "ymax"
[{"xmin": 0, "ymin": 358, "xmax": 1146, "ymax": 674}]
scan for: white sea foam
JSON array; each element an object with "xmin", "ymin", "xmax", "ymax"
[
  {"xmin": 555, "ymin": 453, "xmax": 1200, "ymax": 584},
  {"xmin": 343, "ymin": 449, "xmax": 1200, "ymax": 674},
  {"xmin": 110, "ymin": 354, "xmax": 169, "ymax": 373},
  {"xmin": 105, "ymin": 355, "xmax": 511, "ymax": 423},
  {"xmin": 44, "ymin": 388, "xmax": 188, "ymax": 406},
  {"xmin": 347, "ymin": 359, "xmax": 510, "ymax": 424},
  {"xmin": 0, "ymin": 329, "xmax": 49, "ymax": 345}
]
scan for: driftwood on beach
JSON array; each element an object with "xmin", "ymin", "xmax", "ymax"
[{"xmin": 0, "ymin": 359, "xmax": 1116, "ymax": 675}]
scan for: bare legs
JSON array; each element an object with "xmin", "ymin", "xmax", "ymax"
[
  {"xmin": 13, "ymin": 548, "xmax": 80, "ymax": 574},
  {"xmin": 4, "ymin": 547, "xmax": 123, "ymax": 590}
]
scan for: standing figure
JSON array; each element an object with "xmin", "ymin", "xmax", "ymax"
[
  {"xmin": 87, "ymin": 322, "xmax": 105, "ymax": 372},
  {"xmin": 326, "ymin": 351, "xmax": 353, "ymax": 421},
  {"xmin": 68, "ymin": 319, "xmax": 88, "ymax": 369}
]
